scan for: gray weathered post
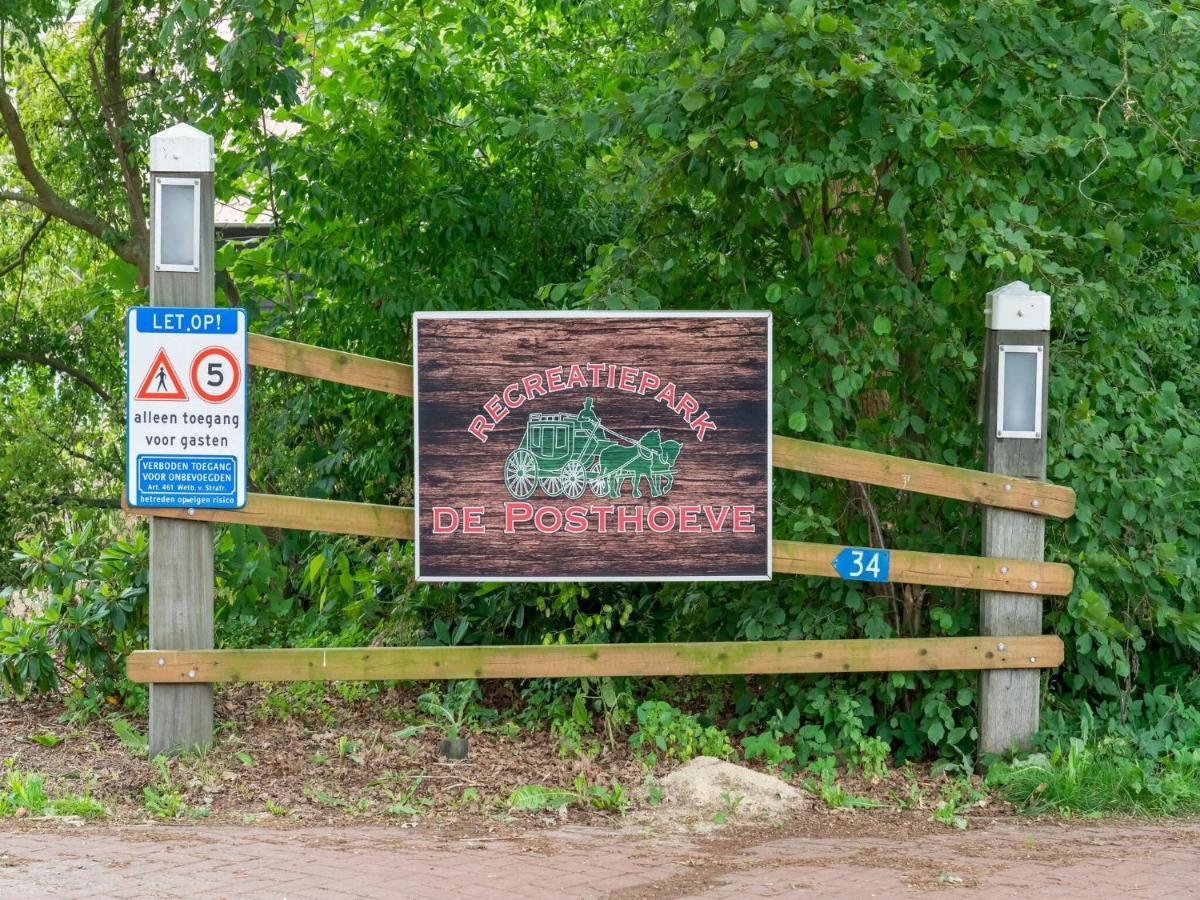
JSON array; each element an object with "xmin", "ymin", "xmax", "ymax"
[
  {"xmin": 147, "ymin": 123, "xmax": 215, "ymax": 756},
  {"xmin": 978, "ymin": 281, "xmax": 1051, "ymax": 757}
]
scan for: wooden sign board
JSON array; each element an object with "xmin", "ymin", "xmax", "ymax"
[{"xmin": 414, "ymin": 312, "xmax": 771, "ymax": 581}]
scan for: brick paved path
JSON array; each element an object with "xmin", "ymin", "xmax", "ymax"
[{"xmin": 2, "ymin": 819, "xmax": 1197, "ymax": 898}]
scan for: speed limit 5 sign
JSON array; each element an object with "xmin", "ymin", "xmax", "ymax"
[{"xmin": 126, "ymin": 307, "xmax": 247, "ymax": 509}]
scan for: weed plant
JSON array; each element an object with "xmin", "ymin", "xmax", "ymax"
[{"xmin": 989, "ymin": 739, "xmax": 1200, "ymax": 817}]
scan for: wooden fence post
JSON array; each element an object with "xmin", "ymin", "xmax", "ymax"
[
  {"xmin": 147, "ymin": 124, "xmax": 216, "ymax": 756},
  {"xmin": 978, "ymin": 281, "xmax": 1051, "ymax": 758}
]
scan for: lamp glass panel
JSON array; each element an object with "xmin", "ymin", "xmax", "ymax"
[
  {"xmin": 1001, "ymin": 349, "xmax": 1039, "ymax": 434},
  {"xmin": 159, "ymin": 183, "xmax": 196, "ymax": 266}
]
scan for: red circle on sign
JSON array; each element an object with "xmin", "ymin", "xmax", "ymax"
[{"xmin": 190, "ymin": 346, "xmax": 241, "ymax": 403}]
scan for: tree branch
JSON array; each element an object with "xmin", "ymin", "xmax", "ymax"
[
  {"xmin": 89, "ymin": 2, "xmax": 147, "ymax": 245},
  {"xmin": 0, "ymin": 189, "xmax": 39, "ymax": 205},
  {"xmin": 0, "ymin": 68, "xmax": 147, "ymax": 276},
  {"xmin": 894, "ymin": 221, "xmax": 917, "ymax": 284},
  {"xmin": 30, "ymin": 422, "xmax": 120, "ymax": 476},
  {"xmin": 0, "ymin": 213, "xmax": 49, "ymax": 278},
  {"xmin": 38, "ymin": 52, "xmax": 109, "ymax": 177},
  {"xmin": 0, "ymin": 350, "xmax": 112, "ymax": 401},
  {"xmin": 850, "ymin": 480, "xmax": 901, "ymax": 635}
]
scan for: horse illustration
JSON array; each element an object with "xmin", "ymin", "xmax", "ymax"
[{"xmin": 597, "ymin": 429, "xmax": 681, "ymax": 498}]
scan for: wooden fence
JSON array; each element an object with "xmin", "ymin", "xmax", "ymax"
[{"xmin": 126, "ymin": 333, "xmax": 1073, "ymax": 685}]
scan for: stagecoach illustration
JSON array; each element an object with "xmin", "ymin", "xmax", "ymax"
[{"xmin": 503, "ymin": 398, "xmax": 681, "ymax": 500}]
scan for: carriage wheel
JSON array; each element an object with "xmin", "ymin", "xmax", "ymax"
[
  {"xmin": 561, "ymin": 460, "xmax": 587, "ymax": 500},
  {"xmin": 540, "ymin": 475, "xmax": 564, "ymax": 497},
  {"xmin": 504, "ymin": 449, "xmax": 538, "ymax": 499},
  {"xmin": 589, "ymin": 477, "xmax": 609, "ymax": 498}
]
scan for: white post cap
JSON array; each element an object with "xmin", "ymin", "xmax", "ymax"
[
  {"xmin": 150, "ymin": 123, "xmax": 214, "ymax": 173},
  {"xmin": 985, "ymin": 281, "xmax": 1050, "ymax": 331}
]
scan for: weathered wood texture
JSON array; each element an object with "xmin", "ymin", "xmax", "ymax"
[
  {"xmin": 147, "ymin": 166, "xmax": 214, "ymax": 757},
  {"xmin": 248, "ymin": 333, "xmax": 413, "ymax": 395},
  {"xmin": 244, "ymin": 332, "xmax": 1075, "ymax": 517},
  {"xmin": 773, "ymin": 435, "xmax": 1074, "ymax": 518},
  {"xmin": 415, "ymin": 315, "xmax": 771, "ymax": 579},
  {"xmin": 124, "ymin": 494, "xmax": 1072, "ymax": 595},
  {"xmin": 773, "ymin": 541, "xmax": 1071, "ymax": 596},
  {"xmin": 128, "ymin": 636, "xmax": 1064, "ymax": 683},
  {"xmin": 978, "ymin": 328, "xmax": 1050, "ymax": 756},
  {"xmin": 126, "ymin": 492, "xmax": 415, "ymax": 540}
]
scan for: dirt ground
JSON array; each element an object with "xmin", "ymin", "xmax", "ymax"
[{"xmin": 0, "ymin": 683, "xmax": 997, "ymax": 831}]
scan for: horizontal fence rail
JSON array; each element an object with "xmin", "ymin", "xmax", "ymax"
[
  {"xmin": 124, "ymin": 494, "xmax": 1073, "ymax": 596},
  {"xmin": 249, "ymin": 333, "xmax": 413, "ymax": 395},
  {"xmin": 772, "ymin": 436, "xmax": 1075, "ymax": 519},
  {"xmin": 129, "ymin": 492, "xmax": 416, "ymax": 540},
  {"xmin": 245, "ymin": 333, "xmax": 1075, "ymax": 518},
  {"xmin": 128, "ymin": 636, "xmax": 1065, "ymax": 684}
]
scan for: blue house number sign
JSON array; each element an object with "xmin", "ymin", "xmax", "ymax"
[{"xmin": 832, "ymin": 546, "xmax": 891, "ymax": 582}]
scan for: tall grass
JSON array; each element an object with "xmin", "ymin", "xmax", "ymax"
[{"xmin": 987, "ymin": 738, "xmax": 1200, "ymax": 817}]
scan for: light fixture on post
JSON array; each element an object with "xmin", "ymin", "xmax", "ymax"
[
  {"xmin": 996, "ymin": 344, "xmax": 1044, "ymax": 439},
  {"xmin": 150, "ymin": 123, "xmax": 213, "ymax": 275},
  {"xmin": 986, "ymin": 281, "xmax": 1050, "ymax": 442},
  {"xmin": 153, "ymin": 177, "xmax": 200, "ymax": 272}
]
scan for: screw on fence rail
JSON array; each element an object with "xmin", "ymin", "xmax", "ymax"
[
  {"xmin": 147, "ymin": 124, "xmax": 216, "ymax": 756},
  {"xmin": 977, "ymin": 281, "xmax": 1051, "ymax": 760}
]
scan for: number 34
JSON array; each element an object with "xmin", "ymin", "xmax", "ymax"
[{"xmin": 848, "ymin": 549, "xmax": 882, "ymax": 579}]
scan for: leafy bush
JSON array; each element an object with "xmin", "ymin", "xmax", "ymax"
[
  {"xmin": 1, "ymin": 523, "xmax": 147, "ymax": 706},
  {"xmin": 990, "ymin": 690, "xmax": 1200, "ymax": 816},
  {"xmin": 629, "ymin": 700, "xmax": 733, "ymax": 765},
  {"xmin": 417, "ymin": 680, "xmax": 479, "ymax": 741},
  {"xmin": 742, "ymin": 729, "xmax": 796, "ymax": 769}
]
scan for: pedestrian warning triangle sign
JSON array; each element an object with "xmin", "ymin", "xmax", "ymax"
[{"xmin": 135, "ymin": 348, "xmax": 188, "ymax": 401}]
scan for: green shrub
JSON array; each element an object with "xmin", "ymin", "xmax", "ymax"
[
  {"xmin": 1, "ymin": 524, "xmax": 147, "ymax": 703},
  {"xmin": 988, "ymin": 739, "xmax": 1200, "ymax": 817},
  {"xmin": 629, "ymin": 700, "xmax": 733, "ymax": 765}
]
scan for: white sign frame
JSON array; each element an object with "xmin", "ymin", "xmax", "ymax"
[
  {"xmin": 996, "ymin": 343, "xmax": 1044, "ymax": 440},
  {"xmin": 126, "ymin": 306, "xmax": 248, "ymax": 509},
  {"xmin": 153, "ymin": 177, "xmax": 202, "ymax": 273}
]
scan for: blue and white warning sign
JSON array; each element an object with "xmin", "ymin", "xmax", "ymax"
[{"xmin": 126, "ymin": 307, "xmax": 247, "ymax": 509}]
